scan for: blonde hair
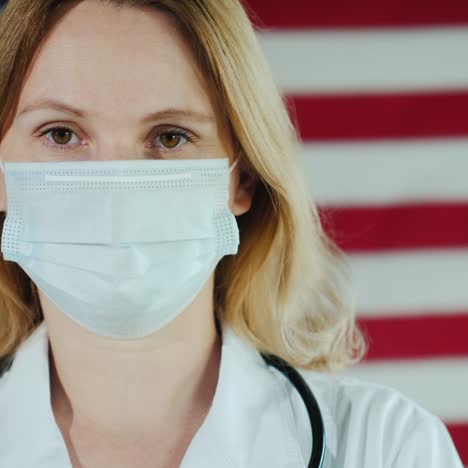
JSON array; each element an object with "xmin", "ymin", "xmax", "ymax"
[{"xmin": 0, "ymin": 0, "xmax": 366, "ymax": 371}]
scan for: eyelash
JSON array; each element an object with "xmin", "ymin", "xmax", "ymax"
[{"xmin": 36, "ymin": 123, "xmax": 197, "ymax": 153}]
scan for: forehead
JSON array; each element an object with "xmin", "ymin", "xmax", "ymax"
[{"xmin": 17, "ymin": 0, "xmax": 216, "ymax": 120}]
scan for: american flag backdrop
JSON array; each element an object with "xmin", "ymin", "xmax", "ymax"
[
  {"xmin": 0, "ymin": 0, "xmax": 466, "ymax": 463},
  {"xmin": 244, "ymin": 0, "xmax": 468, "ymax": 464}
]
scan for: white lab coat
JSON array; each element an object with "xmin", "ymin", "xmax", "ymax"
[{"xmin": 0, "ymin": 319, "xmax": 463, "ymax": 468}]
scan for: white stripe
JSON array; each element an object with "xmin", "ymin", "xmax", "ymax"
[
  {"xmin": 349, "ymin": 250, "xmax": 468, "ymax": 316},
  {"xmin": 258, "ymin": 27, "xmax": 468, "ymax": 93},
  {"xmin": 338, "ymin": 357, "xmax": 468, "ymax": 422},
  {"xmin": 301, "ymin": 138, "xmax": 468, "ymax": 206}
]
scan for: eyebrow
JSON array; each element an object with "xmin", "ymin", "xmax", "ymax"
[{"xmin": 17, "ymin": 99, "xmax": 215, "ymax": 123}]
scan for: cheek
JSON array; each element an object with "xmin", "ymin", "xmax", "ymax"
[
  {"xmin": 0, "ymin": 127, "xmax": 14, "ymax": 158},
  {"xmin": 0, "ymin": 126, "xmax": 27, "ymax": 162},
  {"xmin": 0, "ymin": 127, "xmax": 36, "ymax": 211}
]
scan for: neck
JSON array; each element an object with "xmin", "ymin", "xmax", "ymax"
[{"xmin": 43, "ymin": 277, "xmax": 221, "ymax": 442}]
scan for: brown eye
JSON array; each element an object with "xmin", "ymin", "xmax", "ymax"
[
  {"xmin": 160, "ymin": 132, "xmax": 182, "ymax": 149},
  {"xmin": 50, "ymin": 128, "xmax": 73, "ymax": 145}
]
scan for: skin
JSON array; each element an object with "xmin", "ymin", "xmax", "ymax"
[{"xmin": 0, "ymin": 1, "xmax": 256, "ymax": 467}]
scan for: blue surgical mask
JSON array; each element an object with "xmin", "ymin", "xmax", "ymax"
[{"xmin": 0, "ymin": 156, "xmax": 240, "ymax": 339}]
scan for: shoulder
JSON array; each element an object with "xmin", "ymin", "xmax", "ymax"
[
  {"xmin": 301, "ymin": 369, "xmax": 434, "ymax": 425},
  {"xmin": 293, "ymin": 369, "xmax": 463, "ymax": 467}
]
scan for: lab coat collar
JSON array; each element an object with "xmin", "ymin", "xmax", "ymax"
[
  {"xmin": 0, "ymin": 322, "xmax": 72, "ymax": 466},
  {"xmin": 0, "ymin": 320, "xmax": 336, "ymax": 467},
  {"xmin": 182, "ymin": 320, "xmax": 309, "ymax": 467},
  {"xmin": 216, "ymin": 321, "xmax": 338, "ymax": 464}
]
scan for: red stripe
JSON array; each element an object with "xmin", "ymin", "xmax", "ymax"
[
  {"xmin": 359, "ymin": 313, "xmax": 468, "ymax": 361},
  {"xmin": 447, "ymin": 423, "xmax": 468, "ymax": 464},
  {"xmin": 244, "ymin": 0, "xmax": 468, "ymax": 29},
  {"xmin": 288, "ymin": 92, "xmax": 468, "ymax": 141},
  {"xmin": 319, "ymin": 203, "xmax": 468, "ymax": 253}
]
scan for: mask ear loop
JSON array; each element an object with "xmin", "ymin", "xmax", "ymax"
[{"xmin": 229, "ymin": 152, "xmax": 242, "ymax": 173}]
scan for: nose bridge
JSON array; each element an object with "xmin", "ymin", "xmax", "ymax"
[{"xmin": 91, "ymin": 124, "xmax": 142, "ymax": 161}]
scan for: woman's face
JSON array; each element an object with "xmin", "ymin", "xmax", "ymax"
[{"xmin": 0, "ymin": 0, "xmax": 253, "ymax": 214}]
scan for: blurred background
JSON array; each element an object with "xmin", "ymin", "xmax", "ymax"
[{"xmin": 243, "ymin": 0, "xmax": 468, "ymax": 463}]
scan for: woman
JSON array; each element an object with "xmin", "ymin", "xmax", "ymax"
[{"xmin": 0, "ymin": 0, "xmax": 462, "ymax": 467}]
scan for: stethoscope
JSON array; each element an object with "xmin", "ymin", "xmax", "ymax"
[{"xmin": 261, "ymin": 353, "xmax": 326, "ymax": 468}]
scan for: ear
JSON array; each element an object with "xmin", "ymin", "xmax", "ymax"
[{"xmin": 229, "ymin": 164, "xmax": 258, "ymax": 216}]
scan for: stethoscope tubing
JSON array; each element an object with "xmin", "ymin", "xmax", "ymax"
[{"xmin": 261, "ymin": 353, "xmax": 326, "ymax": 468}]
